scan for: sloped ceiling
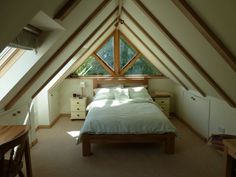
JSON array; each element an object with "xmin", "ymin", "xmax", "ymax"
[{"xmin": 0, "ymin": 0, "xmax": 235, "ymax": 110}]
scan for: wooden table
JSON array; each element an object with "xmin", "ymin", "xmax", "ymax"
[
  {"xmin": 0, "ymin": 125, "xmax": 33, "ymax": 177},
  {"xmin": 223, "ymin": 139, "xmax": 236, "ymax": 177}
]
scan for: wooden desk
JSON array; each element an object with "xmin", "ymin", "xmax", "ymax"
[
  {"xmin": 0, "ymin": 125, "xmax": 33, "ymax": 177},
  {"xmin": 223, "ymin": 139, "xmax": 236, "ymax": 177}
]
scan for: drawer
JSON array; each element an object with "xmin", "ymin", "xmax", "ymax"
[
  {"xmin": 154, "ymin": 97, "xmax": 170, "ymax": 117},
  {"xmin": 71, "ymin": 111, "xmax": 86, "ymax": 120},
  {"xmin": 71, "ymin": 104, "xmax": 85, "ymax": 111},
  {"xmin": 71, "ymin": 99, "xmax": 86, "ymax": 106},
  {"xmin": 155, "ymin": 98, "xmax": 169, "ymax": 105}
]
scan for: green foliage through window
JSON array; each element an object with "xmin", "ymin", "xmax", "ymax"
[
  {"xmin": 120, "ymin": 36, "xmax": 136, "ymax": 68},
  {"xmin": 73, "ymin": 56, "xmax": 109, "ymax": 76},
  {"xmin": 96, "ymin": 36, "xmax": 114, "ymax": 69},
  {"xmin": 70, "ymin": 31, "xmax": 163, "ymax": 77},
  {"xmin": 125, "ymin": 56, "xmax": 162, "ymax": 75}
]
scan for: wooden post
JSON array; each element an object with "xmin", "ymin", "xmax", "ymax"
[
  {"xmin": 82, "ymin": 136, "xmax": 92, "ymax": 156},
  {"xmin": 165, "ymin": 134, "xmax": 175, "ymax": 154}
]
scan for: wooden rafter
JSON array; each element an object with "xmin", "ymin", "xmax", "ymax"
[
  {"xmin": 120, "ymin": 53, "xmax": 142, "ymax": 76},
  {"xmin": 93, "ymin": 53, "xmax": 115, "ymax": 76},
  {"xmin": 4, "ymin": 1, "xmax": 115, "ymax": 110},
  {"xmin": 94, "ymin": 31, "xmax": 115, "ymax": 54},
  {"xmin": 32, "ymin": 18, "xmax": 117, "ymax": 98},
  {"xmin": 172, "ymin": 0, "xmax": 236, "ymax": 72},
  {"xmin": 119, "ymin": 31, "xmax": 139, "ymax": 53},
  {"xmin": 119, "ymin": 30, "xmax": 165, "ymax": 76},
  {"xmin": 123, "ymin": 22, "xmax": 189, "ymax": 91},
  {"xmin": 116, "ymin": 0, "xmax": 123, "ymax": 27},
  {"xmin": 54, "ymin": 0, "xmax": 82, "ymax": 20},
  {"xmin": 134, "ymin": 0, "xmax": 235, "ymax": 107},
  {"xmin": 114, "ymin": 29, "xmax": 120, "ymax": 75},
  {"xmin": 122, "ymin": 7, "xmax": 205, "ymax": 96}
]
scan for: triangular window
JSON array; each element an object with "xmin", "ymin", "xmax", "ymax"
[
  {"xmin": 120, "ymin": 36, "xmax": 136, "ymax": 69},
  {"xmin": 96, "ymin": 36, "xmax": 114, "ymax": 70},
  {"xmin": 73, "ymin": 56, "xmax": 110, "ymax": 76},
  {"xmin": 71, "ymin": 30, "xmax": 163, "ymax": 78},
  {"xmin": 124, "ymin": 56, "xmax": 162, "ymax": 75}
]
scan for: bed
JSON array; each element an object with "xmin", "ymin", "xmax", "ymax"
[{"xmin": 78, "ymin": 78, "xmax": 176, "ymax": 156}]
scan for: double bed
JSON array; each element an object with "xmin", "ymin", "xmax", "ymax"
[{"xmin": 78, "ymin": 78, "xmax": 176, "ymax": 156}]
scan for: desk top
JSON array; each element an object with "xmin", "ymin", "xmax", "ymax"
[
  {"xmin": 0, "ymin": 125, "xmax": 28, "ymax": 146},
  {"xmin": 223, "ymin": 139, "xmax": 236, "ymax": 153}
]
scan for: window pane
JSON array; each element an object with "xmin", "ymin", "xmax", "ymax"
[
  {"xmin": 96, "ymin": 36, "xmax": 114, "ymax": 69},
  {"xmin": 120, "ymin": 36, "xmax": 136, "ymax": 68},
  {"xmin": 73, "ymin": 56, "xmax": 110, "ymax": 76},
  {"xmin": 0, "ymin": 47, "xmax": 17, "ymax": 66},
  {"xmin": 125, "ymin": 56, "xmax": 162, "ymax": 75}
]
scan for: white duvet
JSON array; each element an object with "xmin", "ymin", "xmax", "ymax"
[{"xmin": 78, "ymin": 99, "xmax": 176, "ymax": 141}]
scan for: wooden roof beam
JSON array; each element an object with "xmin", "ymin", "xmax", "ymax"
[
  {"xmin": 54, "ymin": 0, "xmax": 82, "ymax": 20},
  {"xmin": 134, "ymin": 0, "xmax": 235, "ymax": 107},
  {"xmin": 122, "ymin": 7, "xmax": 205, "ymax": 97},
  {"xmin": 172, "ymin": 0, "xmax": 236, "ymax": 72},
  {"xmin": 120, "ymin": 53, "xmax": 142, "ymax": 76},
  {"xmin": 93, "ymin": 53, "xmax": 116, "ymax": 76},
  {"xmin": 123, "ymin": 22, "xmax": 189, "ymax": 91}
]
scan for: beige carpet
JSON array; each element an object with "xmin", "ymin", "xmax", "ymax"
[{"xmin": 30, "ymin": 117, "xmax": 223, "ymax": 177}]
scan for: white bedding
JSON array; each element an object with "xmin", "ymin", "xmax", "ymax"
[{"xmin": 78, "ymin": 98, "xmax": 176, "ymax": 142}]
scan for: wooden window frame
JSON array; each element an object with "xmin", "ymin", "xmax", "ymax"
[
  {"xmin": 80, "ymin": 29, "xmax": 163, "ymax": 78},
  {"xmin": 0, "ymin": 48, "xmax": 24, "ymax": 77}
]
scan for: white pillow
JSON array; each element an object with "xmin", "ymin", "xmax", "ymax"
[
  {"xmin": 93, "ymin": 88, "xmax": 114, "ymax": 100},
  {"xmin": 113, "ymin": 88, "xmax": 129, "ymax": 100},
  {"xmin": 128, "ymin": 87, "xmax": 151, "ymax": 99}
]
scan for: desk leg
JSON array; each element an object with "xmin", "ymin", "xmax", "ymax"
[
  {"xmin": 224, "ymin": 147, "xmax": 232, "ymax": 177},
  {"xmin": 25, "ymin": 137, "xmax": 33, "ymax": 177}
]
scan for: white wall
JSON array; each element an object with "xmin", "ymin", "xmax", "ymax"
[
  {"xmin": 48, "ymin": 87, "xmax": 60, "ymax": 123},
  {"xmin": 174, "ymin": 84, "xmax": 236, "ymax": 137},
  {"xmin": 34, "ymin": 85, "xmax": 61, "ymax": 126},
  {"xmin": 59, "ymin": 79, "xmax": 93, "ymax": 114}
]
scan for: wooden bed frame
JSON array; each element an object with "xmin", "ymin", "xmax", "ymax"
[{"xmin": 81, "ymin": 77, "xmax": 176, "ymax": 156}]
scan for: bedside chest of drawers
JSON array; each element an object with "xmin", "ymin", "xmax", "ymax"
[
  {"xmin": 152, "ymin": 92, "xmax": 171, "ymax": 117},
  {"xmin": 70, "ymin": 97, "xmax": 87, "ymax": 120}
]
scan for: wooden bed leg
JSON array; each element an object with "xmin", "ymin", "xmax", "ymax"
[
  {"xmin": 82, "ymin": 139, "xmax": 92, "ymax": 156},
  {"xmin": 165, "ymin": 134, "xmax": 175, "ymax": 154}
]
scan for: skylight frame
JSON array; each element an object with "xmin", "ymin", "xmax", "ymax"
[{"xmin": 0, "ymin": 47, "xmax": 24, "ymax": 77}]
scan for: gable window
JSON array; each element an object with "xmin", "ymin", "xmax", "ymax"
[{"xmin": 70, "ymin": 30, "xmax": 163, "ymax": 78}]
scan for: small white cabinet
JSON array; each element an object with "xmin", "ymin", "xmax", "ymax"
[
  {"xmin": 154, "ymin": 96, "xmax": 170, "ymax": 117},
  {"xmin": 70, "ymin": 97, "xmax": 87, "ymax": 120}
]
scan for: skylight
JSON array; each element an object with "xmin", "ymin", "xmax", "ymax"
[{"xmin": 0, "ymin": 47, "xmax": 17, "ymax": 66}]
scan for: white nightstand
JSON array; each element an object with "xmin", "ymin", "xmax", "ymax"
[
  {"xmin": 152, "ymin": 92, "xmax": 171, "ymax": 117},
  {"xmin": 70, "ymin": 97, "xmax": 87, "ymax": 120}
]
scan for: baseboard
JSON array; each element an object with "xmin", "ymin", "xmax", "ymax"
[
  {"xmin": 36, "ymin": 114, "xmax": 62, "ymax": 131},
  {"xmin": 60, "ymin": 113, "xmax": 70, "ymax": 117},
  {"xmin": 174, "ymin": 113, "xmax": 207, "ymax": 142},
  {"xmin": 30, "ymin": 138, "xmax": 38, "ymax": 148}
]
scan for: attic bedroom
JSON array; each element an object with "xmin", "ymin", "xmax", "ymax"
[{"xmin": 0, "ymin": 0, "xmax": 236, "ymax": 177}]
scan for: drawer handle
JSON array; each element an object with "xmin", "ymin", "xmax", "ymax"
[
  {"xmin": 161, "ymin": 101, "xmax": 164, "ymax": 103},
  {"xmin": 77, "ymin": 108, "xmax": 80, "ymax": 110},
  {"xmin": 77, "ymin": 102, "xmax": 80, "ymax": 104},
  {"xmin": 191, "ymin": 97, "xmax": 196, "ymax": 101},
  {"xmin": 77, "ymin": 114, "xmax": 80, "ymax": 117}
]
